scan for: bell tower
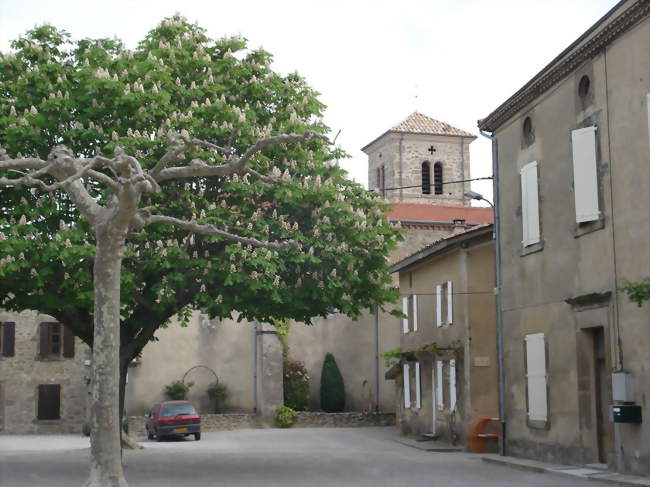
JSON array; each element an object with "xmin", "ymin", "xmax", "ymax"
[{"xmin": 362, "ymin": 112, "xmax": 476, "ymax": 206}]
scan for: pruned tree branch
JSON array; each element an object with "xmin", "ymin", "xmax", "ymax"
[
  {"xmin": 155, "ymin": 130, "xmax": 329, "ymax": 182},
  {"xmin": 143, "ymin": 213, "xmax": 296, "ymax": 250}
]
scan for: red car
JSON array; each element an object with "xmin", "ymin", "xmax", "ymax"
[{"xmin": 145, "ymin": 401, "xmax": 201, "ymax": 441}]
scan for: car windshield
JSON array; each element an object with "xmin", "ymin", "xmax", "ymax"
[{"xmin": 161, "ymin": 404, "xmax": 196, "ymax": 417}]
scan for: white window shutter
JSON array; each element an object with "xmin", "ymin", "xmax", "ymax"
[
  {"xmin": 571, "ymin": 126, "xmax": 599, "ymax": 223},
  {"xmin": 436, "ymin": 285, "xmax": 442, "ymax": 327},
  {"xmin": 447, "ymin": 281, "xmax": 453, "ymax": 325},
  {"xmin": 403, "ymin": 363, "xmax": 411, "ymax": 409},
  {"xmin": 520, "ymin": 161, "xmax": 540, "ymax": 246},
  {"xmin": 449, "ymin": 359, "xmax": 457, "ymax": 411},
  {"xmin": 436, "ymin": 361, "xmax": 444, "ymax": 410},
  {"xmin": 415, "ymin": 362, "xmax": 421, "ymax": 409},
  {"xmin": 412, "ymin": 294, "xmax": 418, "ymax": 332},
  {"xmin": 402, "ymin": 296, "xmax": 409, "ymax": 334},
  {"xmin": 525, "ymin": 333, "xmax": 548, "ymax": 422}
]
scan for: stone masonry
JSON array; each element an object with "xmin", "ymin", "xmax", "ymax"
[{"xmin": 0, "ymin": 310, "xmax": 90, "ymax": 434}]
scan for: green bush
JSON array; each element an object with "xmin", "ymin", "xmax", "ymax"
[
  {"xmin": 207, "ymin": 382, "xmax": 229, "ymax": 413},
  {"xmin": 164, "ymin": 380, "xmax": 193, "ymax": 400},
  {"xmin": 320, "ymin": 353, "xmax": 345, "ymax": 412},
  {"xmin": 284, "ymin": 360, "xmax": 310, "ymax": 411},
  {"xmin": 275, "ymin": 406, "xmax": 297, "ymax": 428}
]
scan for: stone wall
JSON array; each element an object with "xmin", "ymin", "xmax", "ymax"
[
  {"xmin": 293, "ymin": 412, "xmax": 395, "ymax": 428},
  {"xmin": 0, "ymin": 310, "xmax": 90, "ymax": 434},
  {"xmin": 127, "ymin": 411, "xmax": 395, "ymax": 436}
]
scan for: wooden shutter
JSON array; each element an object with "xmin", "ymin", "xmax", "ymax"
[
  {"xmin": 39, "ymin": 323, "xmax": 49, "ymax": 357},
  {"xmin": 436, "ymin": 361, "xmax": 444, "ymax": 410},
  {"xmin": 571, "ymin": 126, "xmax": 599, "ymax": 223},
  {"xmin": 447, "ymin": 281, "xmax": 453, "ymax": 325},
  {"xmin": 2, "ymin": 322, "xmax": 15, "ymax": 357},
  {"xmin": 414, "ymin": 362, "xmax": 421, "ymax": 409},
  {"xmin": 436, "ymin": 285, "xmax": 442, "ymax": 327},
  {"xmin": 403, "ymin": 363, "xmax": 411, "ymax": 409},
  {"xmin": 62, "ymin": 326, "xmax": 75, "ymax": 358},
  {"xmin": 37, "ymin": 384, "xmax": 61, "ymax": 420},
  {"xmin": 402, "ymin": 296, "xmax": 409, "ymax": 334},
  {"xmin": 412, "ymin": 294, "xmax": 418, "ymax": 332},
  {"xmin": 520, "ymin": 161, "xmax": 540, "ymax": 246},
  {"xmin": 449, "ymin": 359, "xmax": 457, "ymax": 411},
  {"xmin": 525, "ymin": 333, "xmax": 548, "ymax": 422}
]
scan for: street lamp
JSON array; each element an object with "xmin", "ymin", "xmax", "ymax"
[{"xmin": 465, "ymin": 189, "xmax": 505, "ymax": 456}]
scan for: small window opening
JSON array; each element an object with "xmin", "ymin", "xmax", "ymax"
[
  {"xmin": 421, "ymin": 162, "xmax": 431, "ymax": 194},
  {"xmin": 523, "ymin": 117, "xmax": 534, "ymax": 145},
  {"xmin": 433, "ymin": 163, "xmax": 443, "ymax": 194}
]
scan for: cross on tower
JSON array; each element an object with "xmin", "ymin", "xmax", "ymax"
[{"xmin": 428, "ymin": 145, "xmax": 436, "ymax": 154}]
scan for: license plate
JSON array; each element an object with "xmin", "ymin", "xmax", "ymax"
[{"xmin": 173, "ymin": 427, "xmax": 188, "ymax": 432}]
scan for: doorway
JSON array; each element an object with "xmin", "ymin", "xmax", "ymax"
[{"xmin": 591, "ymin": 327, "xmax": 611, "ymax": 464}]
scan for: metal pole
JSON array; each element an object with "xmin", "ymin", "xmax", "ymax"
[{"xmin": 480, "ymin": 128, "xmax": 505, "ymax": 456}]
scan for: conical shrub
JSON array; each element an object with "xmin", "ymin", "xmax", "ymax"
[{"xmin": 320, "ymin": 353, "xmax": 345, "ymax": 412}]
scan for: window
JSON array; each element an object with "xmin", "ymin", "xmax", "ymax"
[
  {"xmin": 449, "ymin": 359, "xmax": 457, "ymax": 411},
  {"xmin": 435, "ymin": 281, "xmax": 453, "ymax": 327},
  {"xmin": 37, "ymin": 384, "xmax": 61, "ymax": 420},
  {"xmin": 436, "ymin": 360, "xmax": 444, "ymax": 410},
  {"xmin": 571, "ymin": 126, "xmax": 600, "ymax": 223},
  {"xmin": 421, "ymin": 162, "xmax": 431, "ymax": 194},
  {"xmin": 401, "ymin": 294, "xmax": 418, "ymax": 333},
  {"xmin": 403, "ymin": 363, "xmax": 411, "ymax": 409},
  {"xmin": 403, "ymin": 362, "xmax": 421, "ymax": 410},
  {"xmin": 522, "ymin": 116, "xmax": 535, "ymax": 146},
  {"xmin": 578, "ymin": 75, "xmax": 590, "ymax": 100},
  {"xmin": 433, "ymin": 163, "xmax": 443, "ymax": 194},
  {"xmin": 525, "ymin": 333, "xmax": 548, "ymax": 424},
  {"xmin": 39, "ymin": 323, "xmax": 75, "ymax": 359},
  {"xmin": 376, "ymin": 165, "xmax": 385, "ymax": 196},
  {"xmin": 1, "ymin": 322, "xmax": 15, "ymax": 357},
  {"xmin": 520, "ymin": 161, "xmax": 541, "ymax": 247}
]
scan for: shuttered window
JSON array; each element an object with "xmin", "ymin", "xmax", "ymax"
[
  {"xmin": 571, "ymin": 126, "xmax": 599, "ymax": 223},
  {"xmin": 449, "ymin": 359, "xmax": 457, "ymax": 411},
  {"xmin": 447, "ymin": 281, "xmax": 453, "ymax": 325},
  {"xmin": 436, "ymin": 361, "xmax": 444, "ymax": 410},
  {"xmin": 520, "ymin": 161, "xmax": 541, "ymax": 246},
  {"xmin": 403, "ymin": 363, "xmax": 411, "ymax": 409},
  {"xmin": 414, "ymin": 362, "xmax": 421, "ymax": 409},
  {"xmin": 433, "ymin": 163, "xmax": 443, "ymax": 195},
  {"xmin": 1, "ymin": 322, "xmax": 15, "ymax": 357},
  {"xmin": 436, "ymin": 285, "xmax": 443, "ymax": 327},
  {"xmin": 412, "ymin": 295, "xmax": 418, "ymax": 332},
  {"xmin": 525, "ymin": 333, "xmax": 548, "ymax": 422},
  {"xmin": 402, "ymin": 296, "xmax": 409, "ymax": 334},
  {"xmin": 422, "ymin": 162, "xmax": 431, "ymax": 194},
  {"xmin": 39, "ymin": 323, "xmax": 74, "ymax": 358},
  {"xmin": 37, "ymin": 384, "xmax": 61, "ymax": 420}
]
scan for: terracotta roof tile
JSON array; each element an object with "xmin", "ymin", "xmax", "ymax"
[
  {"xmin": 391, "ymin": 112, "xmax": 475, "ymax": 137},
  {"xmin": 386, "ymin": 202, "xmax": 493, "ymax": 224}
]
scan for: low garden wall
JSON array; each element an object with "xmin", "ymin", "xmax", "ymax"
[{"xmin": 128, "ymin": 411, "xmax": 395, "ymax": 436}]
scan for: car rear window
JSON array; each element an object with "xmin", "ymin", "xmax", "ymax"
[{"xmin": 161, "ymin": 403, "xmax": 197, "ymax": 417}]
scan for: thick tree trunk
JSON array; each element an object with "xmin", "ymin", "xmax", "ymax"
[{"xmin": 85, "ymin": 233, "xmax": 129, "ymax": 487}]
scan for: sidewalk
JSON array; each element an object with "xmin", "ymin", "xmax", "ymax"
[{"xmin": 482, "ymin": 454, "xmax": 650, "ymax": 487}]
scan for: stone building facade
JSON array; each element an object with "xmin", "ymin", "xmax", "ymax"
[
  {"xmin": 363, "ymin": 112, "xmax": 475, "ymax": 205},
  {"xmin": 0, "ymin": 310, "xmax": 90, "ymax": 434},
  {"xmin": 478, "ymin": 0, "xmax": 650, "ymax": 475}
]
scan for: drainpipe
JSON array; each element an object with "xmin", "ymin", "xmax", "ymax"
[
  {"xmin": 399, "ymin": 134, "xmax": 404, "ymax": 201},
  {"xmin": 480, "ymin": 128, "xmax": 505, "ymax": 456},
  {"xmin": 253, "ymin": 320, "xmax": 259, "ymax": 414},
  {"xmin": 374, "ymin": 306, "xmax": 380, "ymax": 412}
]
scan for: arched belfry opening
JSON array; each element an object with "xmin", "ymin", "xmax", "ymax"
[
  {"xmin": 421, "ymin": 162, "xmax": 431, "ymax": 194},
  {"xmin": 433, "ymin": 162, "xmax": 443, "ymax": 194}
]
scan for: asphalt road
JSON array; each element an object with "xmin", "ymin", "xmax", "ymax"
[{"xmin": 0, "ymin": 427, "xmax": 604, "ymax": 487}]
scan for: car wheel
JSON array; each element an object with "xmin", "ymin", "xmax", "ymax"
[
  {"xmin": 146, "ymin": 426, "xmax": 154, "ymax": 441},
  {"xmin": 194, "ymin": 433, "xmax": 201, "ymax": 441}
]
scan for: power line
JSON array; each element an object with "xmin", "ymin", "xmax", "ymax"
[{"xmin": 370, "ymin": 176, "xmax": 493, "ymax": 193}]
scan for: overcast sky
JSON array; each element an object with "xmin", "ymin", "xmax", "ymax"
[{"xmin": 0, "ymin": 0, "xmax": 619, "ymax": 201}]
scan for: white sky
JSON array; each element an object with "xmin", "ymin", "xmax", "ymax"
[{"xmin": 0, "ymin": 0, "xmax": 619, "ymax": 202}]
